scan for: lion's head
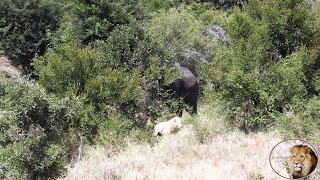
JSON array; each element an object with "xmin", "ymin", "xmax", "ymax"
[{"xmin": 288, "ymin": 145, "xmax": 318, "ymax": 179}]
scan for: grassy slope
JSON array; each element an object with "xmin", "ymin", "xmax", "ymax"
[{"xmin": 59, "ymin": 104, "xmax": 319, "ymax": 180}]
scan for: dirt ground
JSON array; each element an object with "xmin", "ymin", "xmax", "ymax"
[{"xmin": 0, "ymin": 56, "xmax": 20, "ymax": 77}]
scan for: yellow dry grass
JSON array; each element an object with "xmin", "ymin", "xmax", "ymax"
[
  {"xmin": 60, "ymin": 105, "xmax": 320, "ymax": 180},
  {"xmin": 62, "ymin": 131, "xmax": 284, "ymax": 180}
]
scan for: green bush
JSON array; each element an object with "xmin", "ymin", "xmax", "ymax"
[
  {"xmin": 249, "ymin": 0, "xmax": 316, "ymax": 58},
  {"xmin": 0, "ymin": 0, "xmax": 62, "ymax": 70},
  {"xmin": 47, "ymin": 0, "xmax": 146, "ymax": 46},
  {"xmin": 85, "ymin": 68, "xmax": 143, "ymax": 118},
  {"xmin": 141, "ymin": 0, "xmax": 247, "ymax": 13},
  {"xmin": 276, "ymin": 97, "xmax": 320, "ymax": 138},
  {"xmin": 34, "ymin": 41, "xmax": 144, "ymax": 137},
  {"xmin": 72, "ymin": 0, "xmax": 143, "ymax": 44},
  {"xmin": 96, "ymin": 113, "xmax": 133, "ymax": 147},
  {"xmin": 95, "ymin": 23, "xmax": 145, "ymax": 70},
  {"xmin": 96, "ymin": 113, "xmax": 157, "ymax": 149},
  {"xmin": 204, "ymin": 13, "xmax": 269, "ymax": 129},
  {"xmin": 0, "ymin": 77, "xmax": 81, "ymax": 179},
  {"xmin": 300, "ymin": 98, "xmax": 320, "ymax": 132},
  {"xmin": 145, "ymin": 7, "xmax": 209, "ymax": 68},
  {"xmin": 34, "ymin": 42, "xmax": 104, "ymax": 97},
  {"xmin": 202, "ymin": 0, "xmax": 320, "ymax": 131},
  {"xmin": 89, "ymin": 7, "xmax": 216, "ymax": 119},
  {"xmin": 142, "ymin": 0, "xmax": 174, "ymax": 12},
  {"xmin": 140, "ymin": 5, "xmax": 217, "ymax": 92}
]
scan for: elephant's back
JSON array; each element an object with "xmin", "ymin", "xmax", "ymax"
[{"xmin": 183, "ymin": 76, "xmax": 199, "ymax": 93}]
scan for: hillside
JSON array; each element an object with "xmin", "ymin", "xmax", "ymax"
[
  {"xmin": 1, "ymin": 0, "xmax": 320, "ymax": 179},
  {"xmin": 60, "ymin": 106, "xmax": 320, "ymax": 180}
]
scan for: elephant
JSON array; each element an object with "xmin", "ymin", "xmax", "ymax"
[{"xmin": 163, "ymin": 63, "xmax": 199, "ymax": 117}]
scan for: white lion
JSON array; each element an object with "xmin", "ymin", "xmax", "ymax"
[{"xmin": 154, "ymin": 117, "xmax": 183, "ymax": 136}]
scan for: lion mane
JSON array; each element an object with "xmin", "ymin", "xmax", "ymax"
[{"xmin": 288, "ymin": 144, "xmax": 318, "ymax": 179}]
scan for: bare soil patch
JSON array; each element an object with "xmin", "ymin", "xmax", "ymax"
[{"xmin": 0, "ymin": 56, "xmax": 20, "ymax": 77}]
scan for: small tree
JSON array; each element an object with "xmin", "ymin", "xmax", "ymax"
[
  {"xmin": 203, "ymin": 0, "xmax": 320, "ymax": 131},
  {"xmin": 0, "ymin": 0, "xmax": 62, "ymax": 70},
  {"xmin": 0, "ymin": 76, "xmax": 81, "ymax": 179},
  {"xmin": 73, "ymin": 0, "xmax": 143, "ymax": 44},
  {"xmin": 34, "ymin": 41, "xmax": 144, "ymax": 135},
  {"xmin": 34, "ymin": 42, "xmax": 104, "ymax": 97}
]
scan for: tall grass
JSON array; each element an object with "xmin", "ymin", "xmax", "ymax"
[{"xmin": 58, "ymin": 103, "xmax": 312, "ymax": 180}]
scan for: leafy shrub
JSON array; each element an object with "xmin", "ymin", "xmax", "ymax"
[
  {"xmin": 300, "ymin": 98, "xmax": 320, "ymax": 131},
  {"xmin": 142, "ymin": 0, "xmax": 174, "ymax": 12},
  {"xmin": 147, "ymin": 0, "xmax": 248, "ymax": 10},
  {"xmin": 85, "ymin": 68, "xmax": 143, "ymax": 119},
  {"xmin": 202, "ymin": 0, "xmax": 320, "ymax": 131},
  {"xmin": 141, "ymin": 6, "xmax": 217, "ymax": 97},
  {"xmin": 0, "ymin": 0, "xmax": 62, "ymax": 70},
  {"xmin": 95, "ymin": 23, "xmax": 145, "ymax": 70},
  {"xmin": 204, "ymin": 13, "xmax": 269, "ymax": 130},
  {"xmin": 134, "ymin": 6, "xmax": 228, "ymax": 118},
  {"xmin": 73, "ymin": 0, "xmax": 143, "ymax": 44},
  {"xmin": 248, "ymin": 0, "xmax": 316, "ymax": 58},
  {"xmin": 145, "ymin": 7, "xmax": 209, "ymax": 69},
  {"xmin": 96, "ymin": 113, "xmax": 157, "ymax": 151},
  {"xmin": 34, "ymin": 42, "xmax": 104, "ymax": 97},
  {"xmin": 84, "ymin": 8, "xmax": 216, "ymax": 119},
  {"xmin": 0, "ymin": 77, "xmax": 81, "ymax": 179},
  {"xmin": 48, "ymin": 0, "xmax": 146, "ymax": 46},
  {"xmin": 34, "ymin": 41, "xmax": 144, "ymax": 138},
  {"xmin": 187, "ymin": 99, "xmax": 230, "ymax": 144},
  {"xmin": 302, "ymin": 50, "xmax": 320, "ymax": 96},
  {"xmin": 96, "ymin": 113, "xmax": 133, "ymax": 147},
  {"xmin": 276, "ymin": 97, "xmax": 320, "ymax": 138}
]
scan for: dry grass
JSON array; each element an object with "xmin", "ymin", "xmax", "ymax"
[
  {"xmin": 61, "ymin": 130, "xmax": 284, "ymax": 180},
  {"xmin": 59, "ymin": 105, "xmax": 318, "ymax": 180}
]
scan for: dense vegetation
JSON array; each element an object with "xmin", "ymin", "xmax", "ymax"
[{"xmin": 1, "ymin": 0, "xmax": 320, "ymax": 179}]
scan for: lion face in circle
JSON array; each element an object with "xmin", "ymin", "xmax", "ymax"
[
  {"xmin": 288, "ymin": 145, "xmax": 318, "ymax": 179},
  {"xmin": 290, "ymin": 150, "xmax": 308, "ymax": 171}
]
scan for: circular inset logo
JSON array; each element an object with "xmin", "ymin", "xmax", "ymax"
[{"xmin": 269, "ymin": 139, "xmax": 318, "ymax": 179}]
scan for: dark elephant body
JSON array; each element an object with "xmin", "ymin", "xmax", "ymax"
[{"xmin": 165, "ymin": 63, "xmax": 199, "ymax": 116}]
